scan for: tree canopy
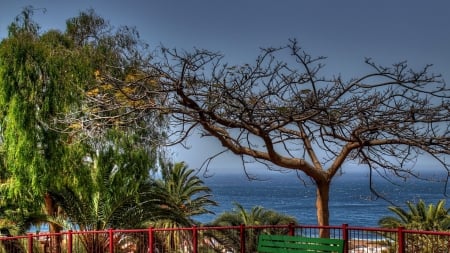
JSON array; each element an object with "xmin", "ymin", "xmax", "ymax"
[
  {"xmin": 1, "ymin": 7, "xmax": 449, "ymax": 240},
  {"xmin": 0, "ymin": 8, "xmax": 166, "ymax": 244},
  {"xmin": 0, "ymin": 8, "xmax": 94, "ymax": 230},
  {"xmin": 130, "ymin": 40, "xmax": 449, "ymax": 236}
]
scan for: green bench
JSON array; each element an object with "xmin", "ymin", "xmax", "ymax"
[{"xmin": 257, "ymin": 234, "xmax": 344, "ymax": 253}]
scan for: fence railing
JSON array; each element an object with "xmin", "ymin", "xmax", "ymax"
[{"xmin": 0, "ymin": 224, "xmax": 449, "ymax": 253}]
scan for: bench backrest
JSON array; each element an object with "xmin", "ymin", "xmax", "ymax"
[{"xmin": 257, "ymin": 234, "xmax": 344, "ymax": 253}]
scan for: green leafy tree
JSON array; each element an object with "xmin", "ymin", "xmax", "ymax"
[
  {"xmin": 49, "ymin": 130, "xmax": 168, "ymax": 252},
  {"xmin": 0, "ymin": 9, "xmax": 164, "ymax": 253},
  {"xmin": 0, "ymin": 193, "xmax": 47, "ymax": 235},
  {"xmin": 205, "ymin": 203, "xmax": 298, "ymax": 252},
  {"xmin": 51, "ymin": 131, "xmax": 156, "ymax": 229},
  {"xmin": 0, "ymin": 195, "xmax": 46, "ymax": 253},
  {"xmin": 0, "ymin": 8, "xmax": 92, "ymax": 242},
  {"xmin": 63, "ymin": 8, "xmax": 159, "ymax": 138}
]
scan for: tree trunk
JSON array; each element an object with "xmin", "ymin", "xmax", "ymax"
[
  {"xmin": 315, "ymin": 181, "xmax": 331, "ymax": 238},
  {"xmin": 44, "ymin": 193, "xmax": 62, "ymax": 253}
]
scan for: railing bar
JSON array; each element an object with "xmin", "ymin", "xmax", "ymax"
[{"xmin": 0, "ymin": 224, "xmax": 448, "ymax": 252}]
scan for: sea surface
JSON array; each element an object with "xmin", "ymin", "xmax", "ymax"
[{"xmin": 195, "ymin": 171, "xmax": 449, "ymax": 227}]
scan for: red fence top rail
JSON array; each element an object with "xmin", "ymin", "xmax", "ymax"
[{"xmin": 9, "ymin": 224, "xmax": 449, "ymax": 238}]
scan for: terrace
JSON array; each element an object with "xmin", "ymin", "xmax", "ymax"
[{"xmin": 0, "ymin": 224, "xmax": 449, "ymax": 253}]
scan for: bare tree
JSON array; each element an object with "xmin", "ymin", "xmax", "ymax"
[{"xmin": 106, "ymin": 40, "xmax": 450, "ymax": 237}]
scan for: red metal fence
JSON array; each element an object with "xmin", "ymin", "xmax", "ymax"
[{"xmin": 0, "ymin": 224, "xmax": 449, "ymax": 252}]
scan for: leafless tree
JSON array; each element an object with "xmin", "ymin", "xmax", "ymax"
[{"xmin": 104, "ymin": 40, "xmax": 450, "ymax": 237}]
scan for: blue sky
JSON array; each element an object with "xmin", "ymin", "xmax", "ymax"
[{"xmin": 1, "ymin": 1, "xmax": 449, "ymax": 174}]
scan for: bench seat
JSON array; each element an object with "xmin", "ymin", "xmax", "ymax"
[{"xmin": 257, "ymin": 234, "xmax": 344, "ymax": 253}]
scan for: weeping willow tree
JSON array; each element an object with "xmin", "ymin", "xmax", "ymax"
[
  {"xmin": 0, "ymin": 6, "xmax": 92, "ymax": 234},
  {"xmin": 0, "ymin": 9, "xmax": 165, "ymax": 253},
  {"xmin": 0, "ymin": 8, "xmax": 92, "ymax": 253}
]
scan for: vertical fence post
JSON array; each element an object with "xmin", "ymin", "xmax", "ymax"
[
  {"xmin": 192, "ymin": 225, "xmax": 198, "ymax": 253},
  {"xmin": 27, "ymin": 233, "xmax": 33, "ymax": 253},
  {"xmin": 288, "ymin": 222, "xmax": 295, "ymax": 236},
  {"xmin": 397, "ymin": 227, "xmax": 405, "ymax": 253},
  {"xmin": 240, "ymin": 224, "xmax": 246, "ymax": 253},
  {"xmin": 67, "ymin": 230, "xmax": 73, "ymax": 253},
  {"xmin": 109, "ymin": 228, "xmax": 114, "ymax": 253},
  {"xmin": 148, "ymin": 227, "xmax": 154, "ymax": 253},
  {"xmin": 342, "ymin": 224, "xmax": 349, "ymax": 253}
]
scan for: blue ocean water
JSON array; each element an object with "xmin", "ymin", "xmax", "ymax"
[{"xmin": 195, "ymin": 171, "xmax": 449, "ymax": 227}]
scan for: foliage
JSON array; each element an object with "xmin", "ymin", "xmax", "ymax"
[
  {"xmin": 158, "ymin": 162, "xmax": 217, "ymax": 223},
  {"xmin": 379, "ymin": 199, "xmax": 450, "ymax": 253},
  {"xmin": 0, "ymin": 192, "xmax": 47, "ymax": 235},
  {"xmin": 148, "ymin": 162, "xmax": 217, "ymax": 252},
  {"xmin": 204, "ymin": 203, "xmax": 298, "ymax": 252},
  {"xmin": 210, "ymin": 203, "xmax": 297, "ymax": 227},
  {"xmin": 379, "ymin": 199, "xmax": 450, "ymax": 231},
  {"xmin": 50, "ymin": 130, "xmax": 154, "ymax": 230},
  {"xmin": 47, "ymin": 129, "xmax": 171, "ymax": 253},
  {"xmin": 0, "ymin": 9, "xmax": 166, "ymax": 248},
  {"xmin": 63, "ymin": 8, "xmax": 162, "ymax": 140},
  {"xmin": 0, "ymin": 8, "xmax": 93, "ymax": 241}
]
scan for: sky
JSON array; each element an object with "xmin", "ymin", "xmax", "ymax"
[{"xmin": 1, "ymin": 1, "xmax": 449, "ymax": 175}]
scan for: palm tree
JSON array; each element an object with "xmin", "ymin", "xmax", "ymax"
[
  {"xmin": 204, "ymin": 203, "xmax": 298, "ymax": 252},
  {"xmin": 379, "ymin": 199, "xmax": 450, "ymax": 231},
  {"xmin": 157, "ymin": 162, "xmax": 217, "ymax": 224},
  {"xmin": 379, "ymin": 199, "xmax": 450, "ymax": 253},
  {"xmin": 148, "ymin": 162, "xmax": 217, "ymax": 252},
  {"xmin": 49, "ymin": 129, "xmax": 169, "ymax": 253}
]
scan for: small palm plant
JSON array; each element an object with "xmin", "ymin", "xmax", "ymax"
[
  {"xmin": 379, "ymin": 199, "xmax": 450, "ymax": 253},
  {"xmin": 379, "ymin": 199, "xmax": 450, "ymax": 231},
  {"xmin": 148, "ymin": 162, "xmax": 217, "ymax": 252},
  {"xmin": 204, "ymin": 203, "xmax": 298, "ymax": 253}
]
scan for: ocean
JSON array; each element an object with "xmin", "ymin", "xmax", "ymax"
[{"xmin": 195, "ymin": 171, "xmax": 449, "ymax": 227}]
